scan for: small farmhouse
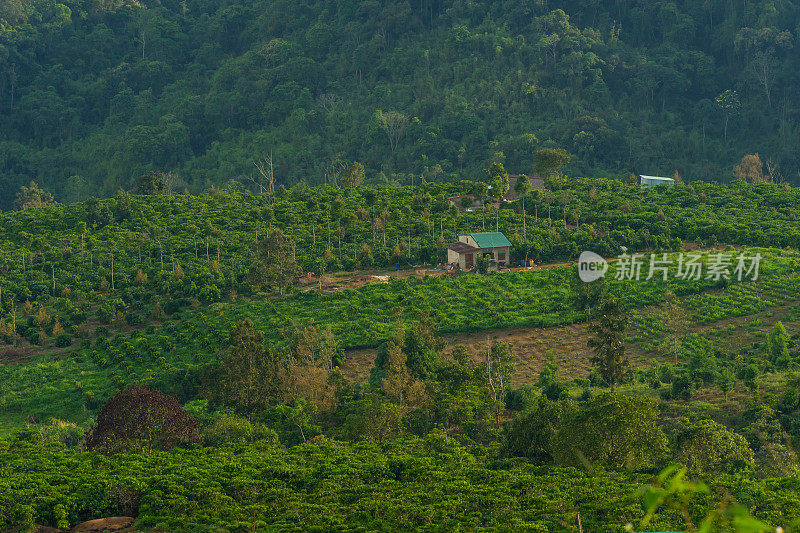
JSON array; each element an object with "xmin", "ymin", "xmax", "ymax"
[
  {"xmin": 504, "ymin": 175, "xmax": 546, "ymax": 201},
  {"xmin": 447, "ymin": 232, "xmax": 512, "ymax": 270},
  {"xmin": 448, "ymin": 194, "xmax": 484, "ymax": 212},
  {"xmin": 640, "ymin": 175, "xmax": 675, "ymax": 189}
]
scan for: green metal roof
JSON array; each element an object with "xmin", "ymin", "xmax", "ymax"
[{"xmin": 468, "ymin": 232, "xmax": 512, "ymax": 248}]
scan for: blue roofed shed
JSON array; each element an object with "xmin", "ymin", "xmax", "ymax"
[{"xmin": 640, "ymin": 175, "xmax": 675, "ymax": 189}]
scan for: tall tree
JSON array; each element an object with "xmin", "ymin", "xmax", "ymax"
[
  {"xmin": 514, "ymin": 175, "xmax": 531, "ymax": 238},
  {"xmin": 483, "ymin": 340, "xmax": 514, "ymax": 427},
  {"xmin": 533, "ymin": 148, "xmax": 571, "ymax": 178},
  {"xmin": 340, "ymin": 161, "xmax": 366, "ymax": 189},
  {"xmin": 207, "ymin": 318, "xmax": 284, "ymax": 410},
  {"xmin": 715, "ymin": 89, "xmax": 741, "ymax": 142},
  {"xmin": 767, "ymin": 321, "xmax": 790, "ymax": 367},
  {"xmin": 135, "ymin": 171, "xmax": 166, "ymax": 195},
  {"xmin": 587, "ymin": 298, "xmax": 629, "ymax": 389},
  {"xmin": 733, "ymin": 154, "xmax": 765, "ymax": 183},
  {"xmin": 248, "ymin": 228, "xmax": 301, "ymax": 294},
  {"xmin": 381, "ymin": 341, "xmax": 428, "ymax": 412},
  {"xmin": 658, "ymin": 291, "xmax": 691, "ymax": 364},
  {"xmin": 374, "ymin": 110, "xmax": 408, "ymax": 153},
  {"xmin": 14, "ymin": 182, "xmax": 54, "ymax": 210},
  {"xmin": 570, "ymin": 264, "xmax": 606, "ymax": 315}
]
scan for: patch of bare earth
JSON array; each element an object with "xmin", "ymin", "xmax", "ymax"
[
  {"xmin": 9, "ymin": 517, "xmax": 136, "ymax": 533},
  {"xmin": 341, "ymin": 321, "xmax": 664, "ymax": 386},
  {"xmin": 340, "ymin": 298, "xmax": 800, "ymax": 387},
  {"xmin": 0, "ymin": 346, "xmax": 34, "ymax": 364},
  {"xmin": 69, "ymin": 517, "xmax": 135, "ymax": 533}
]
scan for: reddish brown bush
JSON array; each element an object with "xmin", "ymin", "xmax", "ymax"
[{"xmin": 85, "ymin": 386, "xmax": 200, "ymax": 454}]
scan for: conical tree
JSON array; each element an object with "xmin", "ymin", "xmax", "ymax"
[{"xmin": 587, "ymin": 298, "xmax": 629, "ymax": 389}]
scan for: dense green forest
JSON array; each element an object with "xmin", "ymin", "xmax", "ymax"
[{"xmin": 1, "ymin": 0, "xmax": 799, "ymax": 209}]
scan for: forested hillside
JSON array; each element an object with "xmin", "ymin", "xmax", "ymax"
[{"xmin": 1, "ymin": 0, "xmax": 799, "ymax": 209}]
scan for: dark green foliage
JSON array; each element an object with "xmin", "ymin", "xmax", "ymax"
[
  {"xmin": 534, "ymin": 148, "xmax": 572, "ymax": 178},
  {"xmin": 204, "ymin": 318, "xmax": 283, "ymax": 411},
  {"xmin": 248, "ymin": 228, "xmax": 302, "ymax": 294},
  {"xmin": 475, "ymin": 255, "xmax": 489, "ymax": 274},
  {"xmin": 671, "ymin": 374, "xmax": 693, "ymax": 401},
  {"xmin": 570, "ymin": 264, "xmax": 606, "ymax": 314},
  {"xmin": 502, "ymin": 397, "xmax": 561, "ymax": 464},
  {"xmin": 135, "ymin": 171, "xmax": 166, "ymax": 195},
  {"xmin": 372, "ymin": 313, "xmax": 443, "ymax": 384},
  {"xmin": 550, "ymin": 392, "xmax": 670, "ymax": 471},
  {"xmin": 685, "ymin": 334, "xmax": 719, "ymax": 384},
  {"xmin": 587, "ymin": 298, "xmax": 630, "ymax": 389},
  {"xmin": 4, "ymin": 0, "xmax": 799, "ymax": 206},
  {"xmin": 505, "ymin": 392, "xmax": 670, "ymax": 472},
  {"xmin": 658, "ymin": 363, "xmax": 676, "ymax": 384},
  {"xmin": 767, "ymin": 321, "xmax": 791, "ymax": 368},
  {"xmin": 3, "ymin": 436, "xmax": 796, "ymax": 532},
  {"xmin": 504, "ymin": 385, "xmax": 538, "ymax": 411},
  {"xmin": 742, "ymin": 363, "xmax": 761, "ymax": 391},
  {"xmin": 0, "ymin": 0, "xmax": 800, "ymax": 209},
  {"xmin": 54, "ymin": 333, "xmax": 71, "ymax": 347},
  {"xmin": 537, "ymin": 353, "xmax": 568, "ymax": 401},
  {"xmin": 675, "ymin": 419, "xmax": 755, "ymax": 476}
]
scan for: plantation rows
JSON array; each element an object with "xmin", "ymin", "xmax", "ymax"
[
  {"xmin": 1, "ymin": 179, "xmax": 800, "ymax": 325},
  {"xmin": 2, "ymin": 435, "xmax": 800, "ymax": 532},
  {"xmin": 2, "ymin": 249, "xmax": 798, "ymax": 432},
  {"xmin": 684, "ymin": 283, "xmax": 775, "ymax": 324}
]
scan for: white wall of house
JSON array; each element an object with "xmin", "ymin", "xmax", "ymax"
[
  {"xmin": 459, "ymin": 235, "xmax": 479, "ymax": 247},
  {"xmin": 447, "ymin": 249, "xmax": 461, "ymax": 265},
  {"xmin": 494, "ymin": 246, "xmax": 511, "ymax": 264},
  {"xmin": 475, "ymin": 246, "xmax": 510, "ymax": 265},
  {"xmin": 449, "ymin": 246, "xmax": 511, "ymax": 269}
]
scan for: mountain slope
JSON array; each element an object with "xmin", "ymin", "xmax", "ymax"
[{"xmin": 1, "ymin": 0, "xmax": 798, "ymax": 208}]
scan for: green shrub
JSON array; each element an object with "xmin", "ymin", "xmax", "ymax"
[
  {"xmin": 54, "ymin": 334, "xmax": 72, "ymax": 347},
  {"xmin": 676, "ymin": 419, "xmax": 755, "ymax": 476},
  {"xmin": 505, "ymin": 392, "xmax": 669, "ymax": 472},
  {"xmin": 28, "ymin": 331, "xmax": 41, "ymax": 346},
  {"xmin": 658, "ymin": 363, "xmax": 675, "ymax": 384},
  {"xmin": 551, "ymin": 392, "xmax": 669, "ymax": 471},
  {"xmin": 672, "ymin": 375, "xmax": 692, "ymax": 400},
  {"xmin": 504, "ymin": 385, "xmax": 538, "ymax": 411},
  {"xmin": 125, "ymin": 312, "xmax": 143, "ymax": 325},
  {"xmin": 203, "ymin": 415, "xmax": 279, "ymax": 447},
  {"xmin": 502, "ymin": 397, "xmax": 561, "ymax": 464}
]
